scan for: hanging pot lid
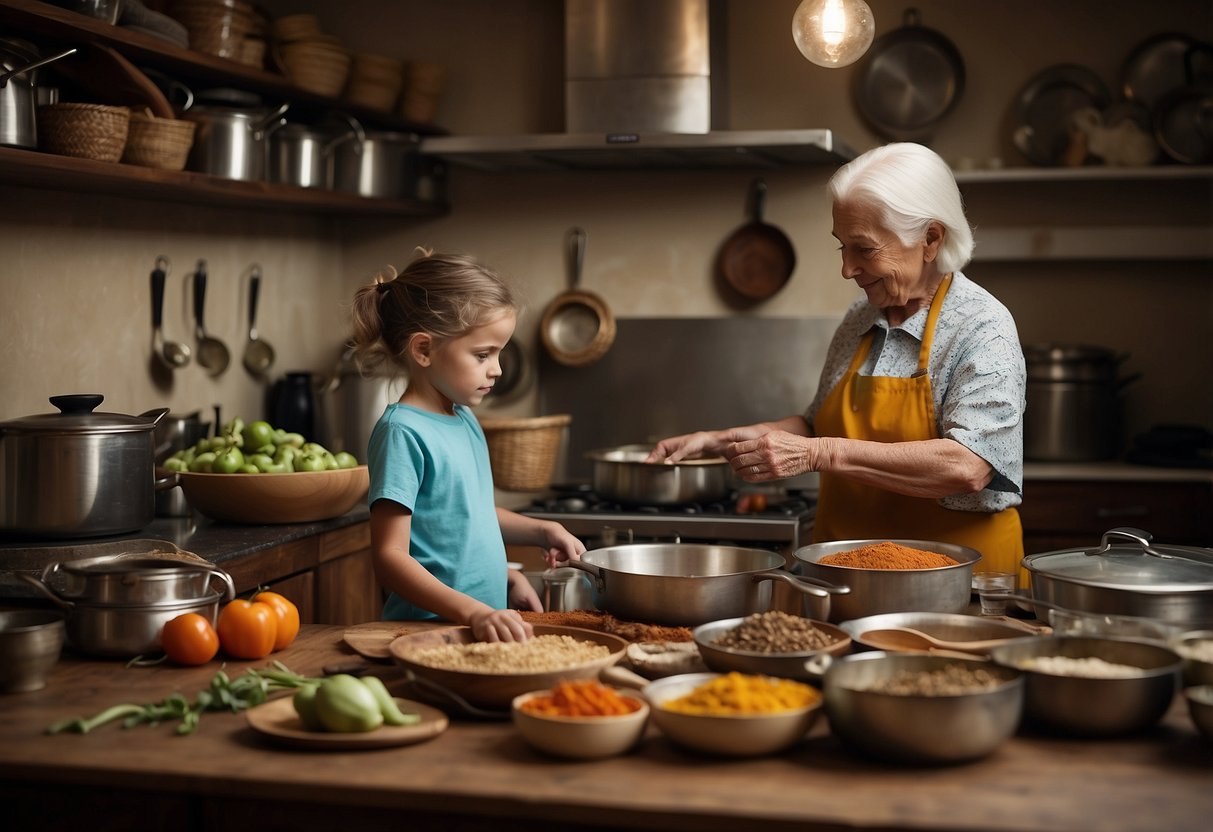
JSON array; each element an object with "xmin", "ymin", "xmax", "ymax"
[
  {"xmin": 0, "ymin": 395, "xmax": 167, "ymax": 435},
  {"xmin": 1024, "ymin": 527, "xmax": 1213, "ymax": 593}
]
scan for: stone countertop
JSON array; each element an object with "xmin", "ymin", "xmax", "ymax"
[{"xmin": 0, "ymin": 506, "xmax": 371, "ymax": 599}]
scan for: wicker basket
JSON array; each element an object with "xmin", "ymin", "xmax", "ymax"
[
  {"xmin": 122, "ymin": 110, "xmax": 196, "ymax": 171},
  {"xmin": 37, "ymin": 103, "xmax": 130, "ymax": 163},
  {"xmin": 479, "ymin": 414, "xmax": 572, "ymax": 491},
  {"xmin": 280, "ymin": 40, "xmax": 351, "ymax": 96}
]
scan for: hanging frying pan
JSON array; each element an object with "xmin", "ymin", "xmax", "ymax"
[
  {"xmin": 852, "ymin": 8, "xmax": 965, "ymax": 141},
  {"xmin": 539, "ymin": 227, "xmax": 616, "ymax": 368},
  {"xmin": 716, "ymin": 178, "xmax": 795, "ymax": 303}
]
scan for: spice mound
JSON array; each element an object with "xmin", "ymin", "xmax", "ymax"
[
  {"xmin": 405, "ymin": 635, "xmax": 611, "ymax": 674},
  {"xmin": 819, "ymin": 541, "xmax": 959, "ymax": 570},
  {"xmin": 861, "ymin": 663, "xmax": 1014, "ymax": 696},
  {"xmin": 519, "ymin": 680, "xmax": 643, "ymax": 718},
  {"xmin": 711, "ymin": 610, "xmax": 837, "ymax": 654},
  {"xmin": 661, "ymin": 672, "xmax": 820, "ymax": 715},
  {"xmin": 519, "ymin": 610, "xmax": 693, "ymax": 643},
  {"xmin": 1014, "ymin": 655, "xmax": 1143, "ymax": 679}
]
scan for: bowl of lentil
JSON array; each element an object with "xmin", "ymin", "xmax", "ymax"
[
  {"xmin": 840, "ymin": 612, "xmax": 1044, "ymax": 655},
  {"xmin": 1174, "ymin": 630, "xmax": 1213, "ymax": 688},
  {"xmin": 693, "ymin": 611, "xmax": 851, "ymax": 680},
  {"xmin": 793, "ymin": 539, "xmax": 982, "ymax": 623},
  {"xmin": 1184, "ymin": 685, "xmax": 1213, "ymax": 743},
  {"xmin": 511, "ymin": 679, "xmax": 650, "ymax": 759},
  {"xmin": 630, "ymin": 670, "xmax": 824, "ymax": 756},
  {"xmin": 987, "ymin": 635, "xmax": 1183, "ymax": 737},
  {"xmin": 388, "ymin": 625, "xmax": 628, "ymax": 710},
  {"xmin": 822, "ymin": 651, "xmax": 1024, "ymax": 763}
]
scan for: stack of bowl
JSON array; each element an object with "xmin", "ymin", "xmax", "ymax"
[
  {"xmin": 169, "ymin": 0, "xmax": 258, "ymax": 60},
  {"xmin": 0, "ymin": 611, "xmax": 65, "ymax": 693},
  {"xmin": 271, "ymin": 13, "xmax": 350, "ymax": 97},
  {"xmin": 345, "ymin": 53, "xmax": 404, "ymax": 112}
]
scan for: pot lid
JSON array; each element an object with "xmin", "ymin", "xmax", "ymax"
[
  {"xmin": 1, "ymin": 395, "xmax": 166, "ymax": 435},
  {"xmin": 1024, "ymin": 527, "xmax": 1213, "ymax": 592}
]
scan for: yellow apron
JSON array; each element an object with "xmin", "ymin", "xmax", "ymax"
[{"xmin": 811, "ymin": 273, "xmax": 1024, "ymax": 578}]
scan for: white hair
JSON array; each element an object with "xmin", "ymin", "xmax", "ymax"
[{"xmin": 827, "ymin": 143, "xmax": 974, "ymax": 274}]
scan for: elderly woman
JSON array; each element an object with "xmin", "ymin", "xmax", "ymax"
[{"xmin": 647, "ymin": 143, "xmax": 1026, "ymax": 576}]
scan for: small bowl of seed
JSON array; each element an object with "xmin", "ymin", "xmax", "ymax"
[{"xmin": 693, "ymin": 611, "xmax": 852, "ymax": 681}]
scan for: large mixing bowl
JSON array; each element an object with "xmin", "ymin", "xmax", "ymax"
[
  {"xmin": 823, "ymin": 651, "xmax": 1023, "ymax": 763},
  {"xmin": 988, "ymin": 636, "xmax": 1182, "ymax": 737},
  {"xmin": 794, "ymin": 539, "xmax": 981, "ymax": 623}
]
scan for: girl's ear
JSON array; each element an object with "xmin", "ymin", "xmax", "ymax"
[{"xmin": 408, "ymin": 332, "xmax": 433, "ymax": 367}]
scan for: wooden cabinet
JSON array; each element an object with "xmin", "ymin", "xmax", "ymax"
[{"xmin": 1020, "ymin": 478, "xmax": 1213, "ymax": 553}]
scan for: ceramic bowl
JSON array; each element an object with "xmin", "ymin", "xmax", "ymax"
[
  {"xmin": 0, "ymin": 610, "xmax": 66, "ymax": 693},
  {"xmin": 512, "ymin": 689, "xmax": 649, "ymax": 759},
  {"xmin": 175, "ymin": 465, "xmax": 369, "ymax": 524},
  {"xmin": 642, "ymin": 672, "xmax": 823, "ymax": 756},
  {"xmin": 1184, "ymin": 685, "xmax": 1213, "ymax": 743}
]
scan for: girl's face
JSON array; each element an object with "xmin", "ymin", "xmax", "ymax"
[
  {"xmin": 414, "ymin": 311, "xmax": 517, "ymax": 413},
  {"xmin": 831, "ymin": 200, "xmax": 942, "ymax": 312}
]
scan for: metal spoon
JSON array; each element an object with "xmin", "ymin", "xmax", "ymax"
[
  {"xmin": 192, "ymin": 259, "xmax": 230, "ymax": 377},
  {"xmin": 151, "ymin": 256, "xmax": 190, "ymax": 369},
  {"xmin": 241, "ymin": 264, "xmax": 275, "ymax": 375}
]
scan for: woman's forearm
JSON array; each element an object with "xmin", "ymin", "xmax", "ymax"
[{"xmin": 818, "ymin": 436, "xmax": 994, "ymax": 498}]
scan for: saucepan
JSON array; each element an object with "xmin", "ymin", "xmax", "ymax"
[
  {"xmin": 539, "ymin": 227, "xmax": 616, "ymax": 368},
  {"xmin": 564, "ymin": 543, "xmax": 851, "ymax": 627},
  {"xmin": 0, "ymin": 40, "xmax": 76, "ymax": 149},
  {"xmin": 31, "ymin": 554, "xmax": 234, "ymax": 605},
  {"xmin": 585, "ymin": 444, "xmax": 735, "ymax": 506}
]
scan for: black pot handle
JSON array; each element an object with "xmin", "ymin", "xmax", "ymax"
[{"xmin": 49, "ymin": 394, "xmax": 103, "ymax": 414}]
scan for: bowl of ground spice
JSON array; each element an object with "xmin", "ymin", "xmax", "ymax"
[
  {"xmin": 822, "ymin": 651, "xmax": 1024, "ymax": 763},
  {"xmin": 693, "ymin": 611, "xmax": 851, "ymax": 680},
  {"xmin": 512, "ymin": 679, "xmax": 650, "ymax": 759},
  {"xmin": 794, "ymin": 539, "xmax": 981, "ymax": 622}
]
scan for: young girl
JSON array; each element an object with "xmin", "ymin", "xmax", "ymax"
[{"xmin": 349, "ymin": 249, "xmax": 585, "ymax": 643}]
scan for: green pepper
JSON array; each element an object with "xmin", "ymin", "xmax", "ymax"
[
  {"xmin": 279, "ymin": 432, "xmax": 305, "ymax": 449},
  {"xmin": 313, "ymin": 675, "xmax": 383, "ymax": 733},
  {"xmin": 360, "ymin": 675, "xmax": 420, "ymax": 726},
  {"xmin": 238, "ymin": 464, "xmax": 260, "ymax": 474},
  {"xmin": 188, "ymin": 451, "xmax": 216, "ymax": 473},
  {"xmin": 293, "ymin": 683, "xmax": 326, "ymax": 731},
  {"xmin": 163, "ymin": 457, "xmax": 189, "ymax": 473}
]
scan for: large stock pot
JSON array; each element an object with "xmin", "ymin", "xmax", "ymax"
[{"xmin": 0, "ymin": 395, "xmax": 170, "ymax": 538}]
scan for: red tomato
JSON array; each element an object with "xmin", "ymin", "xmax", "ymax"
[
  {"xmin": 253, "ymin": 589, "xmax": 300, "ymax": 651},
  {"xmin": 216, "ymin": 599, "xmax": 277, "ymax": 659},
  {"xmin": 161, "ymin": 612, "xmax": 220, "ymax": 666}
]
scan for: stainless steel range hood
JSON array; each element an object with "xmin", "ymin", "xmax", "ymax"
[{"xmin": 419, "ymin": 0, "xmax": 856, "ymax": 172}]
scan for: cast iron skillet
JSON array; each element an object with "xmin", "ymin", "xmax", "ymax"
[
  {"xmin": 852, "ymin": 8, "xmax": 965, "ymax": 141},
  {"xmin": 716, "ymin": 178, "xmax": 795, "ymax": 303}
]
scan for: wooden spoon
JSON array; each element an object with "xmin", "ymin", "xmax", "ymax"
[{"xmin": 860, "ymin": 627, "xmax": 1027, "ymax": 655}]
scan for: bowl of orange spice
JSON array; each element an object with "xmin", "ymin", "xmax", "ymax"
[{"xmin": 512, "ymin": 679, "xmax": 649, "ymax": 759}]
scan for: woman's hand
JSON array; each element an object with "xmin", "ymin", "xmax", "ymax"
[
  {"xmin": 725, "ymin": 431, "xmax": 827, "ymax": 481},
  {"xmin": 507, "ymin": 568, "xmax": 543, "ymax": 612},
  {"xmin": 541, "ymin": 521, "xmax": 586, "ymax": 568},
  {"xmin": 468, "ymin": 607, "xmax": 533, "ymax": 643}
]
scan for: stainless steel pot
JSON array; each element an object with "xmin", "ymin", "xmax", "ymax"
[
  {"xmin": 317, "ymin": 346, "xmax": 407, "ymax": 456},
  {"xmin": 183, "ymin": 102, "xmax": 289, "ymax": 181},
  {"xmin": 1023, "ymin": 343, "xmax": 1140, "ymax": 462},
  {"xmin": 34, "ymin": 554, "xmax": 234, "ymax": 605},
  {"xmin": 793, "ymin": 539, "xmax": 981, "ymax": 623},
  {"xmin": 154, "ymin": 411, "xmax": 210, "ymax": 517},
  {"xmin": 1023, "ymin": 527, "xmax": 1213, "ymax": 631},
  {"xmin": 0, "ymin": 395, "xmax": 170, "ymax": 539},
  {"xmin": 565, "ymin": 543, "xmax": 850, "ymax": 626},
  {"xmin": 269, "ymin": 122, "xmax": 335, "ymax": 189},
  {"xmin": 329, "ymin": 116, "xmax": 420, "ymax": 199},
  {"xmin": 586, "ymin": 444, "xmax": 734, "ymax": 506},
  {"xmin": 0, "ymin": 40, "xmax": 76, "ymax": 149}
]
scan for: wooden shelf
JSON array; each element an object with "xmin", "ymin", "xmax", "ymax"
[
  {"xmin": 954, "ymin": 165, "xmax": 1213, "ymax": 184},
  {"xmin": 0, "ymin": 146, "xmax": 447, "ymax": 216}
]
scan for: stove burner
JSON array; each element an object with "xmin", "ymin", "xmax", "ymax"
[{"xmin": 529, "ymin": 489, "xmax": 813, "ymax": 519}]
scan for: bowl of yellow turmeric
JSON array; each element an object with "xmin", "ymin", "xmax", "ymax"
[
  {"xmin": 512, "ymin": 679, "xmax": 650, "ymax": 759},
  {"xmin": 619, "ymin": 669, "xmax": 823, "ymax": 756}
]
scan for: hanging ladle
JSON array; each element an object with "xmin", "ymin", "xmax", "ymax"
[
  {"xmin": 192, "ymin": 259, "xmax": 230, "ymax": 377},
  {"xmin": 241, "ymin": 263, "xmax": 275, "ymax": 375},
  {"xmin": 151, "ymin": 256, "xmax": 190, "ymax": 369}
]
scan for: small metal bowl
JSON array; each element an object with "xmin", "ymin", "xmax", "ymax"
[
  {"xmin": 1173, "ymin": 630, "xmax": 1213, "ymax": 688},
  {"xmin": 0, "ymin": 610, "xmax": 66, "ymax": 693},
  {"xmin": 988, "ymin": 636, "xmax": 1183, "ymax": 737},
  {"xmin": 823, "ymin": 651, "xmax": 1023, "ymax": 764},
  {"xmin": 1184, "ymin": 685, "xmax": 1213, "ymax": 743},
  {"xmin": 693, "ymin": 616, "xmax": 852, "ymax": 680}
]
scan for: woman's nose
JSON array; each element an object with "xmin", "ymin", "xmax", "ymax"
[{"xmin": 840, "ymin": 253, "xmax": 861, "ymax": 280}]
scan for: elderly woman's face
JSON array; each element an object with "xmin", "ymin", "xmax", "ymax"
[{"xmin": 831, "ymin": 200, "xmax": 940, "ymax": 311}]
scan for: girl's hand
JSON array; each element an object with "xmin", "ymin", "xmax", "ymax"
[
  {"xmin": 468, "ymin": 607, "xmax": 533, "ymax": 643},
  {"xmin": 507, "ymin": 569, "xmax": 543, "ymax": 612},
  {"xmin": 542, "ymin": 522, "xmax": 586, "ymax": 568}
]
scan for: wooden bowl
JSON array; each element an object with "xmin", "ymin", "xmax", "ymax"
[
  {"xmin": 175, "ymin": 466, "xmax": 368, "ymax": 524},
  {"xmin": 389, "ymin": 625, "xmax": 627, "ymax": 710}
]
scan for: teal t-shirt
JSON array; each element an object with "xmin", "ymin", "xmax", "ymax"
[{"xmin": 367, "ymin": 403, "xmax": 507, "ymax": 620}]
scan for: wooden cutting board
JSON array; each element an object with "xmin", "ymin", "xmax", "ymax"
[{"xmin": 342, "ymin": 621, "xmax": 437, "ymax": 661}]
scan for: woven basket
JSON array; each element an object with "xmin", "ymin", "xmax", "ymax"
[
  {"xmin": 122, "ymin": 111, "xmax": 196, "ymax": 170},
  {"xmin": 170, "ymin": 0, "xmax": 256, "ymax": 59},
  {"xmin": 280, "ymin": 41, "xmax": 351, "ymax": 96},
  {"xmin": 479, "ymin": 414, "xmax": 572, "ymax": 491},
  {"xmin": 37, "ymin": 104, "xmax": 130, "ymax": 163}
]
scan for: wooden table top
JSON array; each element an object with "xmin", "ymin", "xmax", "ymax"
[{"xmin": 2, "ymin": 622, "xmax": 1210, "ymax": 832}]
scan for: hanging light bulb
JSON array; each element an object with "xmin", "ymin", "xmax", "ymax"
[{"xmin": 792, "ymin": 0, "xmax": 876, "ymax": 69}]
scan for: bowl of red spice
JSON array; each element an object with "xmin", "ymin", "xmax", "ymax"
[
  {"xmin": 512, "ymin": 679, "xmax": 650, "ymax": 759},
  {"xmin": 794, "ymin": 539, "xmax": 981, "ymax": 623}
]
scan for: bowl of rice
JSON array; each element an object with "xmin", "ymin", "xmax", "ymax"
[
  {"xmin": 988, "ymin": 635, "xmax": 1183, "ymax": 737},
  {"xmin": 388, "ymin": 625, "xmax": 627, "ymax": 710}
]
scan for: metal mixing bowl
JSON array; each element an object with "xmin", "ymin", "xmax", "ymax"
[
  {"xmin": 693, "ymin": 616, "xmax": 852, "ymax": 680},
  {"xmin": 988, "ymin": 636, "xmax": 1182, "ymax": 737},
  {"xmin": 1174, "ymin": 630, "xmax": 1213, "ymax": 688},
  {"xmin": 1184, "ymin": 685, "xmax": 1213, "ymax": 743},
  {"xmin": 823, "ymin": 652, "xmax": 1023, "ymax": 764},
  {"xmin": 0, "ymin": 610, "xmax": 65, "ymax": 693}
]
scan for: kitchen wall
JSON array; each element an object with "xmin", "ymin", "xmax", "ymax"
[{"xmin": 1, "ymin": 1, "xmax": 1210, "ymax": 455}]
